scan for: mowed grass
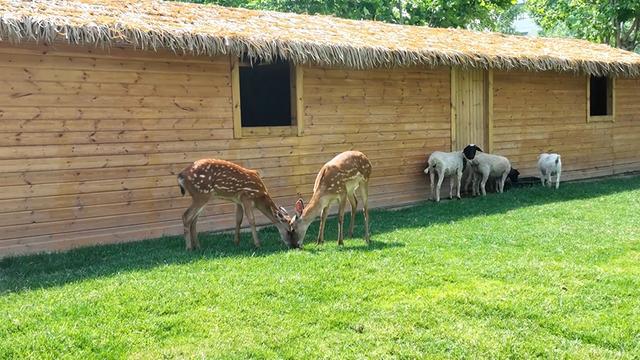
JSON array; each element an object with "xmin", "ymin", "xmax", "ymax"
[{"xmin": 2, "ymin": 176, "xmax": 640, "ymax": 359}]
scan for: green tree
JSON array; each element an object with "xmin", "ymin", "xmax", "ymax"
[
  {"xmin": 179, "ymin": 0, "xmax": 517, "ymax": 32},
  {"xmin": 527, "ymin": 0, "xmax": 640, "ymax": 52}
]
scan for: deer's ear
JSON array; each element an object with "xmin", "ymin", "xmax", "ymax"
[{"xmin": 295, "ymin": 198, "xmax": 304, "ymax": 216}]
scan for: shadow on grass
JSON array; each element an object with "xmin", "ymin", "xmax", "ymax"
[
  {"xmin": 2, "ymin": 174, "xmax": 640, "ymax": 294},
  {"xmin": 373, "ymin": 174, "xmax": 640, "ymax": 232},
  {"xmin": 0, "ymin": 223, "xmax": 403, "ymax": 294}
]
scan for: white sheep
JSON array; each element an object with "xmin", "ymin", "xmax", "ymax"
[
  {"xmin": 538, "ymin": 153, "xmax": 562, "ymax": 189},
  {"xmin": 423, "ymin": 151, "xmax": 465, "ymax": 202},
  {"xmin": 463, "ymin": 144, "xmax": 516, "ymax": 196}
]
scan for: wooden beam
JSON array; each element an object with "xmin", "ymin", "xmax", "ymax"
[
  {"xmin": 487, "ymin": 69, "xmax": 494, "ymax": 153},
  {"xmin": 295, "ymin": 65, "xmax": 304, "ymax": 136},
  {"xmin": 231, "ymin": 56, "xmax": 242, "ymax": 138},
  {"xmin": 450, "ymin": 67, "xmax": 457, "ymax": 151},
  {"xmin": 586, "ymin": 74, "xmax": 591, "ymax": 123},
  {"xmin": 611, "ymin": 77, "xmax": 616, "ymax": 122}
]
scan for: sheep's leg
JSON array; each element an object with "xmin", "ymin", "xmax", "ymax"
[
  {"xmin": 540, "ymin": 171, "xmax": 546, "ymax": 187},
  {"xmin": 499, "ymin": 173, "xmax": 508, "ymax": 193},
  {"xmin": 435, "ymin": 172, "xmax": 444, "ymax": 202},
  {"xmin": 449, "ymin": 177, "xmax": 454, "ymax": 199},
  {"xmin": 480, "ymin": 173, "xmax": 489, "ymax": 196},
  {"xmin": 470, "ymin": 173, "xmax": 477, "ymax": 196},
  {"xmin": 555, "ymin": 169, "xmax": 561, "ymax": 189},
  {"xmin": 462, "ymin": 172, "xmax": 471, "ymax": 194},
  {"xmin": 472, "ymin": 172, "xmax": 480, "ymax": 197},
  {"xmin": 456, "ymin": 171, "xmax": 462, "ymax": 199},
  {"xmin": 547, "ymin": 173, "xmax": 552, "ymax": 188},
  {"xmin": 429, "ymin": 169, "xmax": 435, "ymax": 201}
]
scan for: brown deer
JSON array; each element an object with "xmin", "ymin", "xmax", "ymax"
[
  {"xmin": 289, "ymin": 151, "xmax": 372, "ymax": 248},
  {"xmin": 177, "ymin": 159, "xmax": 291, "ymax": 250}
]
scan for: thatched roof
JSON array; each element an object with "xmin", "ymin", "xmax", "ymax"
[{"xmin": 2, "ymin": 0, "xmax": 640, "ymax": 77}]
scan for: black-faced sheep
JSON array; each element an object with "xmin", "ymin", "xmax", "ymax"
[{"xmin": 463, "ymin": 144, "xmax": 518, "ymax": 196}]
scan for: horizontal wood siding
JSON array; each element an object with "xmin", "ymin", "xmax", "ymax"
[
  {"xmin": 0, "ymin": 42, "xmax": 450, "ymax": 257},
  {"xmin": 614, "ymin": 78, "xmax": 640, "ymax": 174},
  {"xmin": 492, "ymin": 71, "xmax": 620, "ymax": 180}
]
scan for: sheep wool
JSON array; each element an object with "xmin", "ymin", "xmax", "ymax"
[
  {"xmin": 424, "ymin": 151, "xmax": 465, "ymax": 202},
  {"xmin": 538, "ymin": 153, "xmax": 562, "ymax": 189}
]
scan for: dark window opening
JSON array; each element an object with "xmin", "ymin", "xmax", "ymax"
[
  {"xmin": 590, "ymin": 75, "xmax": 612, "ymax": 116},
  {"xmin": 240, "ymin": 60, "xmax": 292, "ymax": 127}
]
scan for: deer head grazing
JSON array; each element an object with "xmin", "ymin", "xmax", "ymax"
[
  {"xmin": 177, "ymin": 159, "xmax": 291, "ymax": 250},
  {"xmin": 289, "ymin": 151, "xmax": 372, "ymax": 248}
]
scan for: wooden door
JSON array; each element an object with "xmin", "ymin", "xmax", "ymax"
[{"xmin": 451, "ymin": 68, "xmax": 491, "ymax": 152}]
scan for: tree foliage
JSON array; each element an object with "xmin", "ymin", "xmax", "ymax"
[
  {"xmin": 527, "ymin": 0, "xmax": 640, "ymax": 52},
  {"xmin": 181, "ymin": 0, "xmax": 517, "ymax": 32}
]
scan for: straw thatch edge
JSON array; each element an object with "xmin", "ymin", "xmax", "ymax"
[{"xmin": 1, "ymin": 15, "xmax": 639, "ymax": 77}]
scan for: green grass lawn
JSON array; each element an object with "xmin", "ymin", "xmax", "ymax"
[{"xmin": 2, "ymin": 176, "xmax": 640, "ymax": 359}]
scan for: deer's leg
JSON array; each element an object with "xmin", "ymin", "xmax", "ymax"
[
  {"xmin": 241, "ymin": 197, "xmax": 261, "ymax": 248},
  {"xmin": 182, "ymin": 196, "xmax": 209, "ymax": 250},
  {"xmin": 316, "ymin": 206, "xmax": 329, "ymax": 245},
  {"xmin": 190, "ymin": 211, "xmax": 202, "ymax": 250},
  {"xmin": 348, "ymin": 192, "xmax": 358, "ymax": 238},
  {"xmin": 359, "ymin": 181, "xmax": 370, "ymax": 244},
  {"xmin": 234, "ymin": 203, "xmax": 243, "ymax": 246},
  {"xmin": 337, "ymin": 194, "xmax": 347, "ymax": 246}
]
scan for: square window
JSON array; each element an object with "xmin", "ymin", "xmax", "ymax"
[{"xmin": 240, "ymin": 60, "xmax": 292, "ymax": 127}]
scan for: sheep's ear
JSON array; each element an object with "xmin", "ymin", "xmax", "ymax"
[
  {"xmin": 295, "ymin": 198, "xmax": 304, "ymax": 216},
  {"xmin": 476, "ymin": 146, "xmax": 484, "ymax": 152}
]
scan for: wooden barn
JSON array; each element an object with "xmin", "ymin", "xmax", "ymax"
[{"xmin": 1, "ymin": 0, "xmax": 640, "ymax": 257}]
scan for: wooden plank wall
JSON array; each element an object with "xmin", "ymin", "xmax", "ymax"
[
  {"xmin": 0, "ymin": 43, "xmax": 450, "ymax": 257},
  {"xmin": 492, "ymin": 70, "xmax": 618, "ymax": 180},
  {"xmin": 613, "ymin": 78, "xmax": 640, "ymax": 174},
  {"xmin": 303, "ymin": 67, "xmax": 450, "ymax": 207}
]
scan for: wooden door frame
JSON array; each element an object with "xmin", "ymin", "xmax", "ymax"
[{"xmin": 450, "ymin": 67, "xmax": 494, "ymax": 152}]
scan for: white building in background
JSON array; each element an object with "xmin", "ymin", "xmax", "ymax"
[{"xmin": 513, "ymin": 0, "xmax": 541, "ymax": 36}]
